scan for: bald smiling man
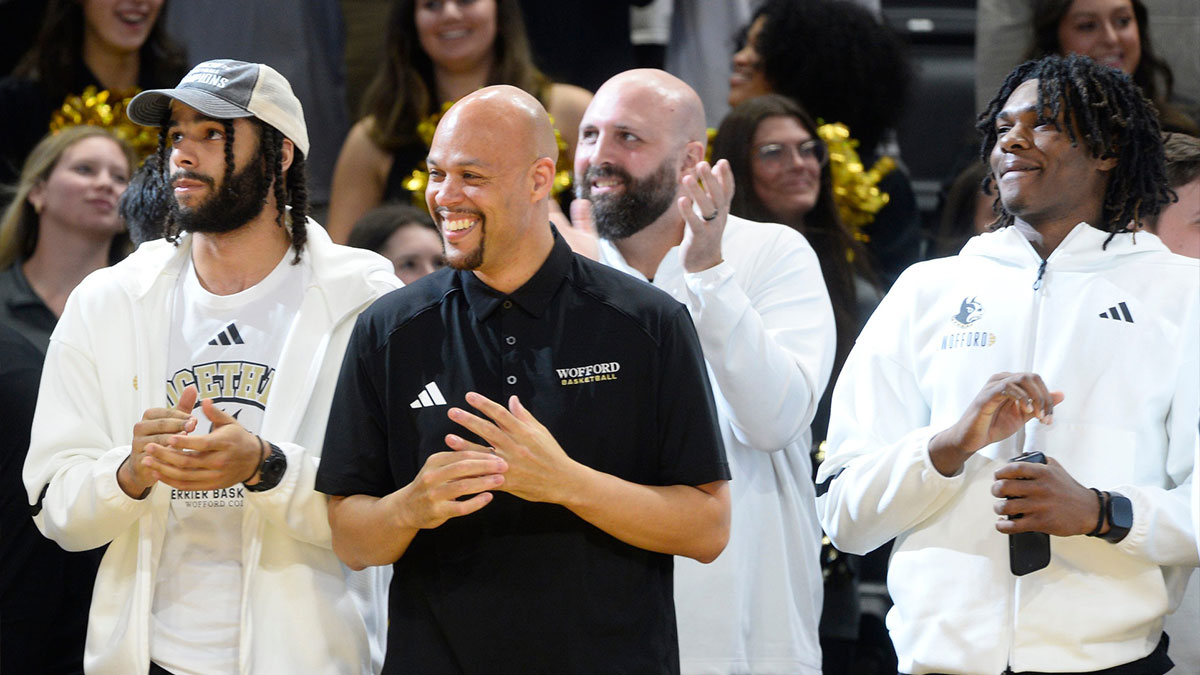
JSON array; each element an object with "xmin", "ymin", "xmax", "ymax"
[
  {"xmin": 569, "ymin": 69, "xmax": 836, "ymax": 675},
  {"xmin": 316, "ymin": 86, "xmax": 731, "ymax": 673}
]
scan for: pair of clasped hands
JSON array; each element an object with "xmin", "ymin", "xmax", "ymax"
[
  {"xmin": 401, "ymin": 392, "xmax": 582, "ymax": 530},
  {"xmin": 119, "ymin": 384, "xmax": 264, "ymax": 498},
  {"xmin": 931, "ymin": 372, "xmax": 1109, "ymax": 538}
]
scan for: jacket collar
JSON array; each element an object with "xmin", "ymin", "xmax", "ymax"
[
  {"xmin": 960, "ymin": 222, "xmax": 1171, "ymax": 270},
  {"xmin": 114, "ymin": 219, "xmax": 397, "ymax": 323}
]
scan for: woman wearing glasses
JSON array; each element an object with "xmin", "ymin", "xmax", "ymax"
[{"xmin": 714, "ymin": 94, "xmax": 877, "ymax": 388}]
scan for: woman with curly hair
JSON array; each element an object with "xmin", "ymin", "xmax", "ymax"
[
  {"xmin": 730, "ymin": 0, "xmax": 910, "ymax": 163},
  {"xmin": 327, "ymin": 0, "xmax": 591, "ymax": 243},
  {"xmin": 0, "ymin": 0, "xmax": 186, "ymax": 188},
  {"xmin": 1024, "ymin": 0, "xmax": 1200, "ymax": 135},
  {"xmin": 728, "ymin": 0, "xmax": 921, "ymax": 286}
]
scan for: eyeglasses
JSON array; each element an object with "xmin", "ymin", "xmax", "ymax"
[{"xmin": 754, "ymin": 139, "xmax": 827, "ymax": 169}]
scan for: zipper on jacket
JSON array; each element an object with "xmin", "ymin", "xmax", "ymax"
[{"xmin": 1006, "ymin": 253, "xmax": 1050, "ymax": 672}]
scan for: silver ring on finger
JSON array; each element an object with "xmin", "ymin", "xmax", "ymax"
[{"xmin": 703, "ymin": 209, "xmax": 719, "ymax": 221}]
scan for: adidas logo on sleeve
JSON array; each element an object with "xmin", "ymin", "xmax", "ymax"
[{"xmin": 410, "ymin": 381, "xmax": 448, "ymax": 408}]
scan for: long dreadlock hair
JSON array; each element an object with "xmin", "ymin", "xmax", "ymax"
[
  {"xmin": 154, "ymin": 114, "xmax": 309, "ymax": 262},
  {"xmin": 977, "ymin": 53, "xmax": 1171, "ymax": 248}
]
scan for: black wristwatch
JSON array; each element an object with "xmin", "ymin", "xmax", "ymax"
[
  {"xmin": 1099, "ymin": 492, "xmax": 1132, "ymax": 543},
  {"xmin": 245, "ymin": 441, "xmax": 286, "ymax": 492}
]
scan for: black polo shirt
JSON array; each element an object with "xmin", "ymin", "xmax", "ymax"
[{"xmin": 317, "ymin": 231, "xmax": 728, "ymax": 674}]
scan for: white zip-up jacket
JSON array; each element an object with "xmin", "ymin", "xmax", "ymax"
[
  {"xmin": 601, "ymin": 215, "xmax": 836, "ymax": 675},
  {"xmin": 816, "ymin": 223, "xmax": 1199, "ymax": 674},
  {"xmin": 23, "ymin": 223, "xmax": 400, "ymax": 675}
]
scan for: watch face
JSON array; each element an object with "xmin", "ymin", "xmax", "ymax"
[
  {"xmin": 1102, "ymin": 493, "xmax": 1132, "ymax": 543},
  {"xmin": 1109, "ymin": 494, "xmax": 1132, "ymax": 528},
  {"xmin": 247, "ymin": 446, "xmax": 286, "ymax": 492},
  {"xmin": 263, "ymin": 449, "xmax": 285, "ymax": 479}
]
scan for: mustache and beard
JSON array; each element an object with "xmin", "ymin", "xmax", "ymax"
[
  {"xmin": 575, "ymin": 158, "xmax": 678, "ymax": 241},
  {"xmin": 170, "ymin": 150, "xmax": 272, "ymax": 235},
  {"xmin": 435, "ymin": 207, "xmax": 487, "ymax": 271}
]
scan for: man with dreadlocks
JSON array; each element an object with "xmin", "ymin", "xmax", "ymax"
[
  {"xmin": 22, "ymin": 59, "xmax": 398, "ymax": 674},
  {"xmin": 816, "ymin": 54, "xmax": 1198, "ymax": 674}
]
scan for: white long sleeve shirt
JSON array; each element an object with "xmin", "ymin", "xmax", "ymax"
[{"xmin": 600, "ymin": 215, "xmax": 836, "ymax": 675}]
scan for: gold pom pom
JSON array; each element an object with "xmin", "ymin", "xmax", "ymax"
[
  {"xmin": 817, "ymin": 122, "xmax": 897, "ymax": 242},
  {"xmin": 49, "ymin": 86, "xmax": 159, "ymax": 159}
]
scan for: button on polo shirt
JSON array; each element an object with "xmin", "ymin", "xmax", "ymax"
[{"xmin": 318, "ymin": 230, "xmax": 728, "ymax": 675}]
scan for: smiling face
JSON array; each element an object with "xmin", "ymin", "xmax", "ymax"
[
  {"xmin": 989, "ymin": 78, "xmax": 1116, "ymax": 231},
  {"xmin": 574, "ymin": 80, "xmax": 687, "ymax": 240},
  {"xmin": 415, "ymin": 0, "xmax": 497, "ymax": 72},
  {"xmin": 28, "ymin": 135, "xmax": 130, "ymax": 239},
  {"xmin": 729, "ymin": 17, "xmax": 772, "ymax": 107},
  {"xmin": 1056, "ymin": 0, "xmax": 1141, "ymax": 75},
  {"xmin": 425, "ymin": 99, "xmax": 542, "ymax": 276},
  {"xmin": 749, "ymin": 115, "xmax": 823, "ymax": 224},
  {"xmin": 82, "ymin": 0, "xmax": 163, "ymax": 56}
]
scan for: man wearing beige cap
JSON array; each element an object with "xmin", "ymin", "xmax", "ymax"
[{"xmin": 23, "ymin": 59, "xmax": 396, "ymax": 674}]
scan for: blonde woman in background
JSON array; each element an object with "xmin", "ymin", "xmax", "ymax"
[{"xmin": 0, "ymin": 126, "xmax": 135, "ymax": 353}]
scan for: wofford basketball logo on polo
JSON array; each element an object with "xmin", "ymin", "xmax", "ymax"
[{"xmin": 556, "ymin": 361, "xmax": 621, "ymax": 386}]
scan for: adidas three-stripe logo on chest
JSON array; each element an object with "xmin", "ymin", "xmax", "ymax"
[{"xmin": 410, "ymin": 381, "xmax": 447, "ymax": 408}]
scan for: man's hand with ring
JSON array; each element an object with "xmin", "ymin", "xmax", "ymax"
[{"xmin": 679, "ymin": 159, "xmax": 735, "ymax": 272}]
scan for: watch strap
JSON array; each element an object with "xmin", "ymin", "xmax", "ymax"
[
  {"xmin": 241, "ymin": 435, "xmax": 268, "ymax": 485},
  {"xmin": 1085, "ymin": 487, "xmax": 1106, "ymax": 537},
  {"xmin": 245, "ymin": 442, "xmax": 286, "ymax": 492}
]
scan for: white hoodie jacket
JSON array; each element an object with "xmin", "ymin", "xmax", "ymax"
[
  {"xmin": 817, "ymin": 223, "xmax": 1199, "ymax": 674},
  {"xmin": 23, "ymin": 224, "xmax": 400, "ymax": 674}
]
